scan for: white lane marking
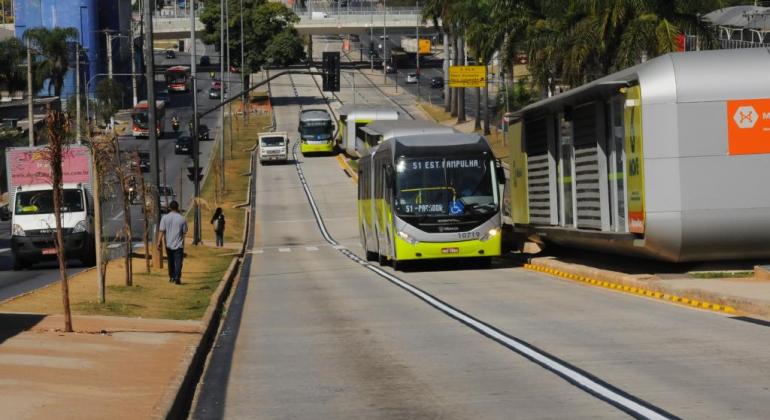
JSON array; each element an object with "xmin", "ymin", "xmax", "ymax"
[
  {"xmin": 110, "ymin": 211, "xmax": 124, "ymax": 222},
  {"xmin": 290, "ymin": 142, "xmax": 676, "ymax": 420},
  {"xmin": 0, "ymin": 248, "xmax": 10, "ymax": 254},
  {"xmin": 305, "ymin": 246, "xmax": 319, "ymax": 252},
  {"xmin": 278, "ymin": 247, "xmax": 291, "ymax": 253}
]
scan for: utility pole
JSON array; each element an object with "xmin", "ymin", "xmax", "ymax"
[
  {"xmin": 240, "ymin": 0, "xmax": 246, "ymax": 122},
  {"xmin": 382, "ymin": 0, "xmax": 387, "ymax": 84},
  {"xmin": 416, "ymin": 0, "xmax": 420, "ymax": 101},
  {"xmin": 191, "ymin": 0, "xmax": 202, "ymax": 245},
  {"xmin": 144, "ymin": 0, "xmax": 161, "ymax": 266},
  {"xmin": 104, "ymin": 31, "xmax": 114, "ymax": 80},
  {"xmin": 75, "ymin": 42, "xmax": 81, "ymax": 144},
  {"xmin": 26, "ymin": 37, "xmax": 34, "ymax": 147},
  {"xmin": 220, "ymin": 0, "xmax": 225, "ymax": 193},
  {"xmin": 93, "ymin": 145, "xmax": 104, "ymax": 303},
  {"xmin": 131, "ymin": 22, "xmax": 138, "ymax": 105}
]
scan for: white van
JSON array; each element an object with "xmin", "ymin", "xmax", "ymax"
[
  {"xmin": 258, "ymin": 132, "xmax": 289, "ymax": 164},
  {"xmin": 11, "ymin": 183, "xmax": 95, "ymax": 270}
]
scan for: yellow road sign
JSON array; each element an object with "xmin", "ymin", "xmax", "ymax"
[
  {"xmin": 419, "ymin": 39, "xmax": 431, "ymax": 54},
  {"xmin": 449, "ymin": 65, "xmax": 486, "ymax": 88}
]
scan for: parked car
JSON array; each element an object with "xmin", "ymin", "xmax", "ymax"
[
  {"xmin": 208, "ymin": 87, "xmax": 221, "ymax": 99},
  {"xmin": 406, "ymin": 73, "xmax": 419, "ymax": 84},
  {"xmin": 165, "ymin": 50, "xmax": 176, "ymax": 59},
  {"xmin": 158, "ymin": 185, "xmax": 176, "ymax": 213},
  {"xmin": 198, "ymin": 124, "xmax": 210, "ymax": 141},
  {"xmin": 175, "ymin": 136, "xmax": 192, "ymax": 155},
  {"xmin": 157, "ymin": 89, "xmax": 170, "ymax": 106},
  {"xmin": 200, "ymin": 55, "xmax": 210, "ymax": 66},
  {"xmin": 430, "ymin": 76, "xmax": 444, "ymax": 89}
]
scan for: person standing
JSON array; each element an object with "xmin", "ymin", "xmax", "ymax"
[
  {"xmin": 157, "ymin": 200, "xmax": 187, "ymax": 284},
  {"xmin": 211, "ymin": 207, "xmax": 226, "ymax": 247}
]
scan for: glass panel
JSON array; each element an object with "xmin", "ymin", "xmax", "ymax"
[
  {"xmin": 559, "ymin": 116, "xmax": 574, "ymax": 227},
  {"xmin": 15, "ymin": 189, "xmax": 84, "ymax": 215},
  {"xmin": 610, "ymin": 95, "xmax": 627, "ymax": 232}
]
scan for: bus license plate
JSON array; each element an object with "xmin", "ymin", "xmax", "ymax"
[
  {"xmin": 42, "ymin": 248, "xmax": 57, "ymax": 255},
  {"xmin": 441, "ymin": 247, "xmax": 459, "ymax": 254}
]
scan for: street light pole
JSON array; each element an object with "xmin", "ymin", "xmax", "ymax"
[
  {"xmin": 75, "ymin": 42, "xmax": 81, "ymax": 144},
  {"xmin": 383, "ymin": 0, "xmax": 387, "ymax": 84},
  {"xmin": 26, "ymin": 37, "xmax": 34, "ymax": 147},
  {"xmin": 144, "ymin": 0, "xmax": 161, "ymax": 266},
  {"xmin": 131, "ymin": 22, "xmax": 138, "ymax": 106},
  {"xmin": 191, "ymin": 0, "xmax": 202, "ymax": 245},
  {"xmin": 416, "ymin": 0, "xmax": 420, "ymax": 101},
  {"xmin": 219, "ymin": 0, "xmax": 225, "ymax": 194}
]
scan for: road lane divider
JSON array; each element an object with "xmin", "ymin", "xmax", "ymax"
[
  {"xmin": 523, "ymin": 263, "xmax": 737, "ymax": 315},
  {"xmin": 291, "ymin": 142, "xmax": 679, "ymax": 420}
]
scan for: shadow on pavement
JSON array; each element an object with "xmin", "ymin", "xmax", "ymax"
[{"xmin": 0, "ymin": 313, "xmax": 46, "ymax": 345}]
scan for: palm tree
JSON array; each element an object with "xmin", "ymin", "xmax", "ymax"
[
  {"xmin": 0, "ymin": 37, "xmax": 27, "ymax": 93},
  {"xmin": 23, "ymin": 27, "xmax": 79, "ymax": 97}
]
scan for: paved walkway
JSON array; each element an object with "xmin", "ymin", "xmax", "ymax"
[{"xmin": 0, "ymin": 314, "xmax": 200, "ymax": 419}]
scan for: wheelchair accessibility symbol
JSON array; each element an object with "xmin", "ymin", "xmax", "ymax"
[{"xmin": 449, "ymin": 200, "xmax": 464, "ymax": 215}]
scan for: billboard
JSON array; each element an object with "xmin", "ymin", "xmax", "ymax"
[
  {"xmin": 419, "ymin": 39, "xmax": 431, "ymax": 54},
  {"xmin": 6, "ymin": 146, "xmax": 92, "ymax": 199},
  {"xmin": 448, "ymin": 66, "xmax": 486, "ymax": 88},
  {"xmin": 726, "ymin": 99, "xmax": 770, "ymax": 155}
]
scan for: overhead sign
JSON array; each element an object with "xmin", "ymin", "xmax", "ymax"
[
  {"xmin": 449, "ymin": 66, "xmax": 485, "ymax": 88},
  {"xmin": 727, "ymin": 99, "xmax": 770, "ymax": 155},
  {"xmin": 419, "ymin": 39, "xmax": 431, "ymax": 54}
]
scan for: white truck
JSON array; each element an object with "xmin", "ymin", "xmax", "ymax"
[
  {"xmin": 258, "ymin": 131, "xmax": 289, "ymax": 164},
  {"xmin": 6, "ymin": 146, "xmax": 96, "ymax": 270}
]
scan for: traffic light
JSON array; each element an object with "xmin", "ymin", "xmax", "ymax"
[
  {"xmin": 322, "ymin": 51, "xmax": 340, "ymax": 92},
  {"xmin": 187, "ymin": 166, "xmax": 203, "ymax": 182}
]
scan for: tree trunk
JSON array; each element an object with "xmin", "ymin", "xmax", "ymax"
[
  {"xmin": 45, "ymin": 110, "xmax": 73, "ymax": 333},
  {"xmin": 483, "ymin": 64, "xmax": 490, "ymax": 135},
  {"xmin": 457, "ymin": 35, "xmax": 466, "ymax": 124},
  {"xmin": 450, "ymin": 34, "xmax": 458, "ymax": 117},
  {"xmin": 443, "ymin": 31, "xmax": 450, "ymax": 112},
  {"xmin": 474, "ymin": 86, "xmax": 481, "ymax": 131},
  {"xmin": 116, "ymin": 149, "xmax": 133, "ymax": 286}
]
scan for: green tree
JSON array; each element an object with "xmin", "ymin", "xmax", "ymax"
[
  {"xmin": 200, "ymin": 0, "xmax": 305, "ymax": 72},
  {"xmin": 95, "ymin": 79, "xmax": 123, "ymax": 125},
  {"xmin": 23, "ymin": 27, "xmax": 79, "ymax": 97},
  {"xmin": 0, "ymin": 37, "xmax": 27, "ymax": 93}
]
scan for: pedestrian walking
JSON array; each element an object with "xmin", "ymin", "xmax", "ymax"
[
  {"xmin": 157, "ymin": 200, "xmax": 187, "ymax": 284},
  {"xmin": 211, "ymin": 207, "xmax": 225, "ymax": 247}
]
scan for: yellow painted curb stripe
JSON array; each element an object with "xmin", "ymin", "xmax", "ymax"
[
  {"xmin": 335, "ymin": 155, "xmax": 358, "ymax": 184},
  {"xmin": 523, "ymin": 263, "xmax": 737, "ymax": 315}
]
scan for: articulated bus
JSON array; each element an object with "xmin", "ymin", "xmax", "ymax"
[
  {"xmin": 298, "ymin": 109, "xmax": 335, "ymax": 154},
  {"xmin": 164, "ymin": 65, "xmax": 191, "ymax": 92},
  {"xmin": 337, "ymin": 105, "xmax": 399, "ymax": 157},
  {"xmin": 359, "ymin": 133, "xmax": 505, "ymax": 269},
  {"xmin": 131, "ymin": 100, "xmax": 166, "ymax": 138}
]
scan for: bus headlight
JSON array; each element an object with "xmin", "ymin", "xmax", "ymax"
[
  {"xmin": 12, "ymin": 224, "xmax": 25, "ymax": 237},
  {"xmin": 480, "ymin": 228, "xmax": 499, "ymax": 242},
  {"xmin": 398, "ymin": 231, "xmax": 419, "ymax": 245}
]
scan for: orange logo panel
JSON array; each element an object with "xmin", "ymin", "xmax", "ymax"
[{"xmin": 727, "ymin": 99, "xmax": 770, "ymax": 155}]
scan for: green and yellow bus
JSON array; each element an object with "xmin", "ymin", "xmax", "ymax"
[
  {"xmin": 358, "ymin": 133, "xmax": 505, "ymax": 269},
  {"xmin": 298, "ymin": 109, "xmax": 335, "ymax": 154}
]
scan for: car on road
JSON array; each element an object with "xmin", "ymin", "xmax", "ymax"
[
  {"xmin": 175, "ymin": 136, "xmax": 192, "ymax": 155},
  {"xmin": 430, "ymin": 76, "xmax": 444, "ymax": 89},
  {"xmin": 208, "ymin": 87, "xmax": 221, "ymax": 99},
  {"xmin": 200, "ymin": 55, "xmax": 210, "ymax": 66},
  {"xmin": 165, "ymin": 50, "xmax": 176, "ymax": 59},
  {"xmin": 157, "ymin": 89, "xmax": 170, "ymax": 106},
  {"xmin": 158, "ymin": 185, "xmax": 176, "ymax": 213},
  {"xmin": 137, "ymin": 151, "xmax": 150, "ymax": 172},
  {"xmin": 198, "ymin": 124, "xmax": 210, "ymax": 141},
  {"xmin": 229, "ymin": 65, "xmax": 240, "ymax": 73},
  {"xmin": 406, "ymin": 73, "xmax": 419, "ymax": 84},
  {"xmin": 211, "ymin": 80, "xmax": 222, "ymax": 90}
]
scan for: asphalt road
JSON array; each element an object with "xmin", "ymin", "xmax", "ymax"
[
  {"xmin": 0, "ymin": 43, "xmax": 226, "ymax": 302},
  {"xmin": 192, "ymin": 40, "xmax": 770, "ymax": 418}
]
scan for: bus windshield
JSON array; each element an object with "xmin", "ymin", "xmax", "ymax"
[
  {"xmin": 132, "ymin": 112, "xmax": 148, "ymax": 128},
  {"xmin": 395, "ymin": 156, "xmax": 497, "ymax": 217},
  {"xmin": 300, "ymin": 121, "xmax": 333, "ymax": 138},
  {"xmin": 15, "ymin": 189, "xmax": 84, "ymax": 215}
]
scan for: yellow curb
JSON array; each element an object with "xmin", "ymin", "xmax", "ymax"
[
  {"xmin": 525, "ymin": 263, "xmax": 738, "ymax": 315},
  {"xmin": 335, "ymin": 155, "xmax": 358, "ymax": 185}
]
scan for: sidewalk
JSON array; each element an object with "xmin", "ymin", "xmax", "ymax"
[{"xmin": 0, "ymin": 314, "xmax": 201, "ymax": 419}]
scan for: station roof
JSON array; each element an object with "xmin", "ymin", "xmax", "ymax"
[{"xmin": 704, "ymin": 6, "xmax": 770, "ymax": 31}]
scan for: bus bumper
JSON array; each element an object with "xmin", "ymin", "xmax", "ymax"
[
  {"xmin": 394, "ymin": 234, "xmax": 502, "ymax": 261},
  {"xmin": 301, "ymin": 142, "xmax": 334, "ymax": 154}
]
